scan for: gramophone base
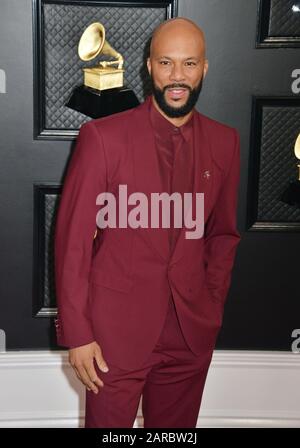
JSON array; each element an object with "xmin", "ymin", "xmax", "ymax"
[
  {"xmin": 280, "ymin": 180, "xmax": 300, "ymax": 208},
  {"xmin": 65, "ymin": 85, "xmax": 139, "ymax": 119},
  {"xmin": 83, "ymin": 67, "xmax": 124, "ymax": 91}
]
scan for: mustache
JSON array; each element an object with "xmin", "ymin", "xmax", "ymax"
[{"xmin": 163, "ymin": 84, "xmax": 192, "ymax": 92}]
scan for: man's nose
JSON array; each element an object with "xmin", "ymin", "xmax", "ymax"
[{"xmin": 169, "ymin": 63, "xmax": 185, "ymax": 82}]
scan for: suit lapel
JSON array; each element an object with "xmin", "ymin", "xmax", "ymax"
[
  {"xmin": 170, "ymin": 111, "xmax": 214, "ymax": 266},
  {"xmin": 131, "ymin": 96, "xmax": 170, "ymax": 262}
]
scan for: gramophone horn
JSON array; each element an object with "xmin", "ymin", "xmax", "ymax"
[{"xmin": 78, "ymin": 22, "xmax": 123, "ymax": 69}]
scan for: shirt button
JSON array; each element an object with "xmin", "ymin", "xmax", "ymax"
[{"xmin": 173, "ymin": 127, "xmax": 179, "ymax": 132}]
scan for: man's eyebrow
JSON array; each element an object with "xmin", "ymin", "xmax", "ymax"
[
  {"xmin": 156, "ymin": 56, "xmax": 172, "ymax": 60},
  {"xmin": 156, "ymin": 56, "xmax": 199, "ymax": 60}
]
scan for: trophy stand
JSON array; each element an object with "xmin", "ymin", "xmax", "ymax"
[
  {"xmin": 66, "ymin": 84, "xmax": 139, "ymax": 119},
  {"xmin": 65, "ymin": 22, "xmax": 139, "ymax": 118}
]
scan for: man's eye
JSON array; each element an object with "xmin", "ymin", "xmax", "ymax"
[
  {"xmin": 185, "ymin": 61, "xmax": 196, "ymax": 66},
  {"xmin": 160, "ymin": 61, "xmax": 170, "ymax": 65}
]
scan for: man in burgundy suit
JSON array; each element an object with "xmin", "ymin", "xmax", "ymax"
[{"xmin": 54, "ymin": 17, "xmax": 241, "ymax": 427}]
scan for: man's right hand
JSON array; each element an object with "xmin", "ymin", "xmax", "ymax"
[{"xmin": 69, "ymin": 341, "xmax": 109, "ymax": 394}]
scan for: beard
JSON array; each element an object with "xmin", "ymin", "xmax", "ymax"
[{"xmin": 150, "ymin": 74, "xmax": 204, "ymax": 118}]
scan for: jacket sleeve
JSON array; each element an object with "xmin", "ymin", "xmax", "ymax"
[
  {"xmin": 54, "ymin": 121, "xmax": 107, "ymax": 348},
  {"xmin": 203, "ymin": 128, "xmax": 241, "ymax": 305}
]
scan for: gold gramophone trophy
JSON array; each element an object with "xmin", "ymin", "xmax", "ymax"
[
  {"xmin": 281, "ymin": 133, "xmax": 300, "ymax": 208},
  {"xmin": 65, "ymin": 22, "xmax": 139, "ymax": 118}
]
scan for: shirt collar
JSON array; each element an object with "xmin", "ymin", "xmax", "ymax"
[{"xmin": 148, "ymin": 94, "xmax": 194, "ymax": 143}]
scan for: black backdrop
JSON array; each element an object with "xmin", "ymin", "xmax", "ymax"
[{"xmin": 0, "ymin": 0, "xmax": 299, "ymax": 351}]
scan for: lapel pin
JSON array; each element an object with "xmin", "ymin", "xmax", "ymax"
[{"xmin": 203, "ymin": 170, "xmax": 211, "ymax": 179}]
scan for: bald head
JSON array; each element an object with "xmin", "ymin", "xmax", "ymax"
[{"xmin": 149, "ymin": 17, "xmax": 206, "ymax": 59}]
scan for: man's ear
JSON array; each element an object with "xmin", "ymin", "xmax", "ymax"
[
  {"xmin": 146, "ymin": 57, "xmax": 151, "ymax": 76},
  {"xmin": 203, "ymin": 59, "xmax": 209, "ymax": 78}
]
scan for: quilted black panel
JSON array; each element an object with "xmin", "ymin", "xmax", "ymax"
[
  {"xmin": 42, "ymin": 2, "xmax": 167, "ymax": 130},
  {"xmin": 43, "ymin": 192, "xmax": 60, "ymax": 308},
  {"xmin": 34, "ymin": 186, "xmax": 60, "ymax": 314},
  {"xmin": 255, "ymin": 103, "xmax": 300, "ymax": 222},
  {"xmin": 269, "ymin": 0, "xmax": 300, "ymax": 37}
]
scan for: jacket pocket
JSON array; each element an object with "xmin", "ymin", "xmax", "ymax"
[{"xmin": 89, "ymin": 266, "xmax": 133, "ymax": 293}]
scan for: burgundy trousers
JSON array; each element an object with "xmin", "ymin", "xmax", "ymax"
[{"xmin": 85, "ymin": 296, "xmax": 213, "ymax": 428}]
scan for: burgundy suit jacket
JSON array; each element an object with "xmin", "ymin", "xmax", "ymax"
[{"xmin": 54, "ymin": 95, "xmax": 241, "ymax": 370}]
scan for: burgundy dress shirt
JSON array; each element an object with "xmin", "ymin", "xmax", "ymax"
[{"xmin": 148, "ymin": 95, "xmax": 195, "ymax": 256}]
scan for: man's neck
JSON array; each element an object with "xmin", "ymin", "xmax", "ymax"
[{"xmin": 151, "ymin": 95, "xmax": 193, "ymax": 127}]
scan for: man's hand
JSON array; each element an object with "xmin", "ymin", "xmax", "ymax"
[{"xmin": 69, "ymin": 341, "xmax": 109, "ymax": 394}]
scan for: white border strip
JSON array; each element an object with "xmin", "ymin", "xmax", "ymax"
[{"xmin": 0, "ymin": 350, "xmax": 299, "ymax": 428}]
